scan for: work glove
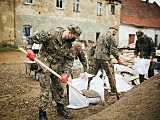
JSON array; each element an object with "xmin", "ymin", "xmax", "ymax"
[
  {"xmin": 132, "ymin": 56, "xmax": 137, "ymax": 60},
  {"xmin": 68, "ymin": 76, "xmax": 72, "ymax": 83},
  {"xmin": 59, "ymin": 73, "xmax": 69, "ymax": 83},
  {"xmin": 150, "ymin": 56, "xmax": 153, "ymax": 62},
  {"xmin": 27, "ymin": 49, "xmax": 35, "ymax": 61},
  {"xmin": 117, "ymin": 59, "xmax": 122, "ymax": 65},
  {"xmin": 82, "ymin": 72, "xmax": 88, "ymax": 80}
]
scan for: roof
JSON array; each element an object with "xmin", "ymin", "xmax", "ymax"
[{"xmin": 120, "ymin": 0, "xmax": 160, "ymax": 28}]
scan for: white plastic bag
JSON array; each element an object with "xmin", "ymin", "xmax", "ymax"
[
  {"xmin": 67, "ymin": 77, "xmax": 89, "ymax": 109},
  {"xmin": 88, "ymin": 70, "xmax": 105, "ymax": 104},
  {"xmin": 133, "ymin": 58, "xmax": 150, "ymax": 75},
  {"xmin": 115, "ymin": 74, "xmax": 132, "ymax": 92},
  {"xmin": 114, "ymin": 64, "xmax": 125, "ymax": 72}
]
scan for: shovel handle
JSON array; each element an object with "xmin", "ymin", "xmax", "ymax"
[
  {"xmin": 106, "ymin": 62, "xmax": 120, "ymax": 100},
  {"xmin": 18, "ymin": 47, "xmax": 83, "ymax": 95}
]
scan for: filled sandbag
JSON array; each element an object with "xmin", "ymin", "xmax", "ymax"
[{"xmin": 67, "ymin": 77, "xmax": 89, "ymax": 109}]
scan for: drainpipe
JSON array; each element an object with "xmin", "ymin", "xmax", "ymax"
[{"xmin": 13, "ymin": 0, "xmax": 16, "ymax": 45}]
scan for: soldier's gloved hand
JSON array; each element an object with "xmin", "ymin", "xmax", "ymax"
[
  {"xmin": 117, "ymin": 59, "xmax": 122, "ymax": 65},
  {"xmin": 59, "ymin": 73, "xmax": 69, "ymax": 83},
  {"xmin": 150, "ymin": 56, "xmax": 153, "ymax": 62},
  {"xmin": 82, "ymin": 72, "xmax": 88, "ymax": 80},
  {"xmin": 132, "ymin": 56, "xmax": 137, "ymax": 60},
  {"xmin": 27, "ymin": 49, "xmax": 35, "ymax": 61}
]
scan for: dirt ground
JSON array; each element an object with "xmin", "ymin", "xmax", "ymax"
[{"xmin": 0, "ymin": 50, "xmax": 160, "ymax": 120}]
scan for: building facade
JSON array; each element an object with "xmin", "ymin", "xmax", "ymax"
[{"xmin": 0, "ymin": 0, "xmax": 122, "ymax": 47}]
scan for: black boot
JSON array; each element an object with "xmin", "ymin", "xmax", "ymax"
[
  {"xmin": 39, "ymin": 108, "xmax": 48, "ymax": 120},
  {"xmin": 139, "ymin": 74, "xmax": 144, "ymax": 83},
  {"xmin": 57, "ymin": 103, "xmax": 73, "ymax": 119}
]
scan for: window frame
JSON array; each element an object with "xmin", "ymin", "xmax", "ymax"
[
  {"xmin": 111, "ymin": 5, "xmax": 115, "ymax": 15},
  {"xmin": 97, "ymin": 2, "xmax": 102, "ymax": 16},
  {"xmin": 56, "ymin": 0, "xmax": 64, "ymax": 9},
  {"xmin": 24, "ymin": 0, "xmax": 34, "ymax": 5},
  {"xmin": 73, "ymin": 0, "xmax": 79, "ymax": 12},
  {"xmin": 22, "ymin": 25, "xmax": 32, "ymax": 39}
]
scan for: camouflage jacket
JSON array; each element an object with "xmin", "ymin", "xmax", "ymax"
[
  {"xmin": 134, "ymin": 35, "xmax": 155, "ymax": 59},
  {"xmin": 94, "ymin": 31, "xmax": 119, "ymax": 60},
  {"xmin": 76, "ymin": 51, "xmax": 88, "ymax": 72},
  {"xmin": 26, "ymin": 27, "xmax": 75, "ymax": 75}
]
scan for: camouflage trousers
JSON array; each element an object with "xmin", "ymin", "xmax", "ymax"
[
  {"xmin": 39, "ymin": 63, "xmax": 64, "ymax": 111},
  {"xmin": 91, "ymin": 58, "xmax": 115, "ymax": 92}
]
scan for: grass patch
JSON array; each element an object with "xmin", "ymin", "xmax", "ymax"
[{"xmin": 0, "ymin": 44, "xmax": 15, "ymax": 51}]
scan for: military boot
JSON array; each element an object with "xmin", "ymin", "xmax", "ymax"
[
  {"xmin": 57, "ymin": 103, "xmax": 73, "ymax": 119},
  {"xmin": 39, "ymin": 108, "xmax": 48, "ymax": 120},
  {"xmin": 139, "ymin": 74, "xmax": 144, "ymax": 83}
]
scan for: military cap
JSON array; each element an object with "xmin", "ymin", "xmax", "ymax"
[
  {"xmin": 109, "ymin": 26, "xmax": 118, "ymax": 31},
  {"xmin": 136, "ymin": 30, "xmax": 144, "ymax": 37},
  {"xmin": 67, "ymin": 25, "xmax": 82, "ymax": 39}
]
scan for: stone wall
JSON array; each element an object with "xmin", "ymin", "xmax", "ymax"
[{"xmin": 0, "ymin": 0, "xmax": 121, "ymax": 47}]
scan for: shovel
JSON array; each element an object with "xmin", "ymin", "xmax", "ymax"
[
  {"xmin": 18, "ymin": 47, "xmax": 100, "ymax": 98},
  {"xmin": 106, "ymin": 62, "xmax": 120, "ymax": 100}
]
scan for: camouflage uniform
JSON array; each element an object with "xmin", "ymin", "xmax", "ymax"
[
  {"xmin": 87, "ymin": 44, "xmax": 96, "ymax": 73},
  {"xmin": 66, "ymin": 51, "xmax": 88, "ymax": 96},
  {"xmin": 73, "ymin": 41, "xmax": 88, "ymax": 73},
  {"xmin": 134, "ymin": 32, "xmax": 155, "ymax": 83},
  {"xmin": 75, "ymin": 51, "xmax": 88, "ymax": 72},
  {"xmin": 92, "ymin": 31, "xmax": 119, "ymax": 92},
  {"xmin": 26, "ymin": 26, "xmax": 82, "ymax": 119}
]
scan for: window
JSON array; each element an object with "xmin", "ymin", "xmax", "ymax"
[
  {"xmin": 96, "ymin": 32, "xmax": 100, "ymax": 41},
  {"xmin": 128, "ymin": 34, "xmax": 135, "ymax": 45},
  {"xmin": 73, "ymin": 0, "xmax": 79, "ymax": 12},
  {"xmin": 97, "ymin": 2, "xmax": 102, "ymax": 16},
  {"xmin": 56, "ymin": 0, "xmax": 64, "ymax": 9},
  {"xmin": 25, "ymin": 0, "xmax": 34, "ymax": 5},
  {"xmin": 111, "ymin": 5, "xmax": 115, "ymax": 15},
  {"xmin": 22, "ymin": 25, "xmax": 32, "ymax": 38}
]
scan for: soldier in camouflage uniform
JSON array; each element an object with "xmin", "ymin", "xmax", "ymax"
[
  {"xmin": 91, "ymin": 26, "xmax": 122, "ymax": 94},
  {"xmin": 134, "ymin": 30, "xmax": 155, "ymax": 83},
  {"xmin": 26, "ymin": 25, "xmax": 82, "ymax": 120},
  {"xmin": 65, "ymin": 41, "xmax": 88, "ymax": 97},
  {"xmin": 87, "ymin": 40, "xmax": 95, "ymax": 74}
]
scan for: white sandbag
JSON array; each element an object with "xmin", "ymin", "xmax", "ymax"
[
  {"xmin": 67, "ymin": 77, "xmax": 89, "ymax": 109},
  {"xmin": 104, "ymin": 74, "xmax": 132, "ymax": 92},
  {"xmin": 88, "ymin": 70, "xmax": 105, "ymax": 104},
  {"xmin": 115, "ymin": 74, "xmax": 133, "ymax": 92},
  {"xmin": 133, "ymin": 58, "xmax": 150, "ymax": 75},
  {"xmin": 114, "ymin": 64, "xmax": 126, "ymax": 72}
]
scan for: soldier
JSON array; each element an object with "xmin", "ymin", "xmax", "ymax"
[
  {"xmin": 90, "ymin": 26, "xmax": 122, "ymax": 94},
  {"xmin": 26, "ymin": 25, "xmax": 82, "ymax": 120},
  {"xmin": 134, "ymin": 30, "xmax": 155, "ymax": 83},
  {"xmin": 65, "ymin": 41, "xmax": 88, "ymax": 97},
  {"xmin": 72, "ymin": 41, "xmax": 88, "ymax": 78},
  {"xmin": 87, "ymin": 40, "xmax": 95, "ymax": 74}
]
